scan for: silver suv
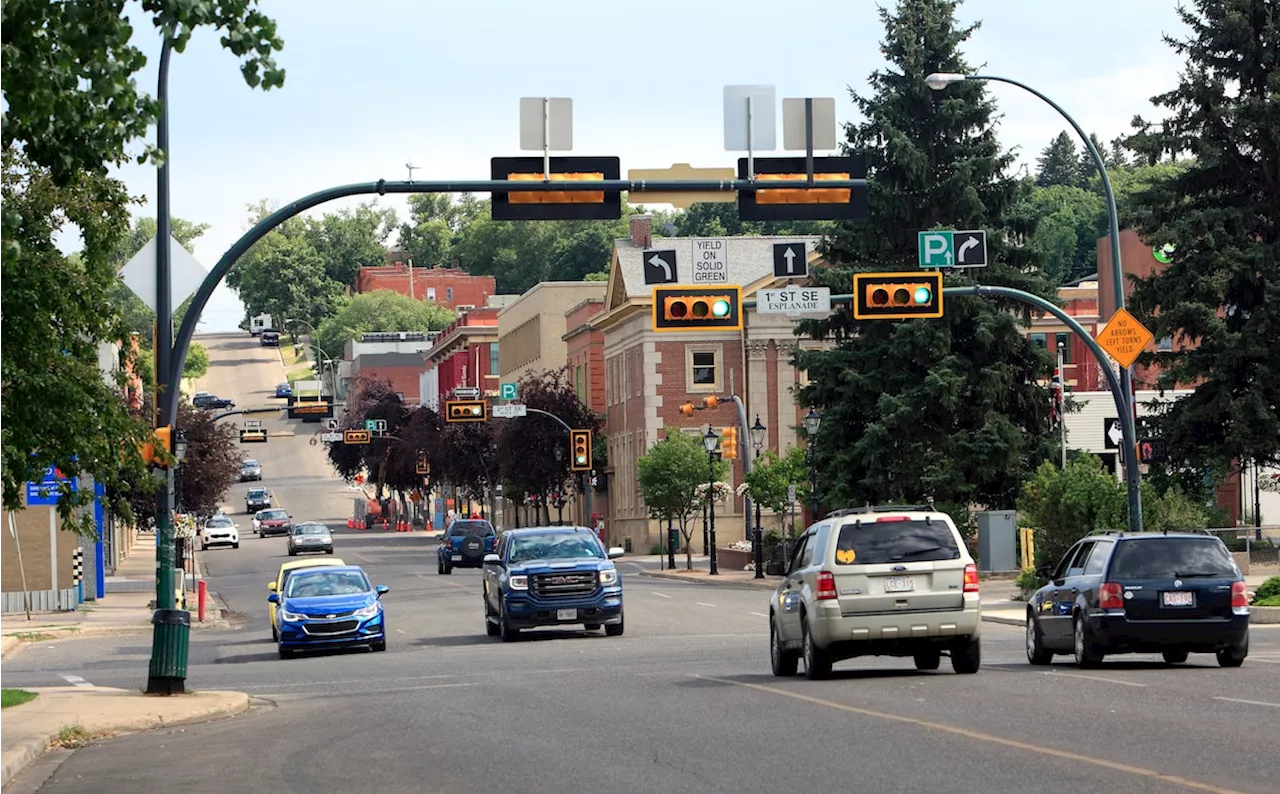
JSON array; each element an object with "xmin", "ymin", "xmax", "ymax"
[{"xmin": 767, "ymin": 505, "xmax": 982, "ymax": 679}]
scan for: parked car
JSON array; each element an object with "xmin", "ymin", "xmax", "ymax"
[
  {"xmin": 260, "ymin": 330, "xmax": 280, "ymax": 347},
  {"xmin": 245, "ymin": 487, "xmax": 271, "ymax": 514},
  {"xmin": 437, "ymin": 519, "xmax": 498, "ymax": 574},
  {"xmin": 193, "ymin": 393, "xmax": 235, "ymax": 410},
  {"xmin": 269, "ymin": 565, "xmax": 388, "ymax": 658},
  {"xmin": 288, "ymin": 522, "xmax": 335, "ymax": 556},
  {"xmin": 482, "ymin": 526, "xmax": 625, "ymax": 641},
  {"xmin": 267, "ymin": 558, "xmax": 347, "ymax": 641},
  {"xmin": 256, "ymin": 508, "xmax": 292, "ymax": 537},
  {"xmin": 274, "ymin": 383, "xmax": 293, "ymax": 398},
  {"xmin": 1025, "ymin": 530, "xmax": 1250, "ymax": 668},
  {"xmin": 201, "ymin": 514, "xmax": 240, "ymax": 551},
  {"xmin": 239, "ymin": 459, "xmax": 262, "ymax": 482},
  {"xmin": 765, "ymin": 505, "xmax": 982, "ymax": 679}
]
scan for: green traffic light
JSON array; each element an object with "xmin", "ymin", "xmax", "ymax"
[
  {"xmin": 913, "ymin": 287, "xmax": 932, "ymax": 304},
  {"xmin": 712, "ymin": 299, "xmax": 730, "ymax": 317}
]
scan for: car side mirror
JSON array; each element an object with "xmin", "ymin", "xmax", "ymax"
[
  {"xmin": 765, "ymin": 560, "xmax": 785, "ymax": 577},
  {"xmin": 267, "ymin": 582, "xmax": 277, "ymax": 592},
  {"xmin": 375, "ymin": 585, "xmax": 389, "ymax": 598},
  {"xmin": 267, "ymin": 593, "xmax": 279, "ymax": 604},
  {"xmin": 1034, "ymin": 565, "xmax": 1053, "ymax": 580},
  {"xmin": 607, "ymin": 546, "xmax": 625, "ymax": 559},
  {"xmin": 483, "ymin": 553, "xmax": 501, "ymax": 565}
]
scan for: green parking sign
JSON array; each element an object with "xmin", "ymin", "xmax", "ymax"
[{"xmin": 500, "ymin": 382, "xmax": 518, "ymax": 401}]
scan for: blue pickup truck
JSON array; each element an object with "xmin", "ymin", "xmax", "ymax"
[{"xmin": 482, "ymin": 526, "xmax": 625, "ymax": 642}]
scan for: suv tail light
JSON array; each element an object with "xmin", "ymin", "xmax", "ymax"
[
  {"xmin": 963, "ymin": 563, "xmax": 979, "ymax": 593},
  {"xmin": 1099, "ymin": 582, "xmax": 1124, "ymax": 610},
  {"xmin": 1231, "ymin": 581, "xmax": 1248, "ymax": 609},
  {"xmin": 816, "ymin": 571, "xmax": 838, "ymax": 601}
]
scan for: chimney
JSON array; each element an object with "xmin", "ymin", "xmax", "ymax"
[{"xmin": 630, "ymin": 214, "xmax": 653, "ymax": 248}]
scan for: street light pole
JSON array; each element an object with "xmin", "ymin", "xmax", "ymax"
[
  {"xmin": 749, "ymin": 415, "xmax": 766, "ymax": 579},
  {"xmin": 703, "ymin": 428, "xmax": 720, "ymax": 576},
  {"xmin": 924, "ymin": 71, "xmax": 1143, "ymax": 536},
  {"xmin": 803, "ymin": 408, "xmax": 822, "ymax": 523}
]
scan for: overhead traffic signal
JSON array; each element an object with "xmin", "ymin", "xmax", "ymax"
[
  {"xmin": 852, "ymin": 271, "xmax": 944, "ymax": 320},
  {"xmin": 652, "ymin": 286, "xmax": 742, "ymax": 333},
  {"xmin": 570, "ymin": 429, "xmax": 592, "ymax": 472},
  {"xmin": 737, "ymin": 155, "xmax": 869, "ymax": 222},
  {"xmin": 239, "ymin": 429, "xmax": 268, "ymax": 444},
  {"xmin": 720, "ymin": 426, "xmax": 738, "ymax": 460},
  {"xmin": 491, "ymin": 156, "xmax": 622, "ymax": 221},
  {"xmin": 445, "ymin": 400, "xmax": 488, "ymax": 423}
]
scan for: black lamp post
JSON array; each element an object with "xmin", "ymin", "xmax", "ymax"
[
  {"xmin": 173, "ymin": 429, "xmax": 189, "ymax": 514},
  {"xmin": 803, "ymin": 407, "xmax": 823, "ymax": 521},
  {"xmin": 749, "ymin": 415, "xmax": 767, "ymax": 579},
  {"xmin": 553, "ymin": 445, "xmax": 564, "ymax": 525},
  {"xmin": 703, "ymin": 427, "xmax": 720, "ymax": 576}
]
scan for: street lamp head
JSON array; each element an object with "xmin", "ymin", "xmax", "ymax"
[
  {"xmin": 803, "ymin": 407, "xmax": 822, "ymax": 438},
  {"xmin": 750, "ymin": 415, "xmax": 767, "ymax": 452},
  {"xmin": 174, "ymin": 429, "xmax": 188, "ymax": 463},
  {"xmin": 554, "ymin": 445, "xmax": 564, "ymax": 461},
  {"xmin": 702, "ymin": 427, "xmax": 719, "ymax": 453},
  {"xmin": 924, "ymin": 72, "xmax": 967, "ymax": 91}
]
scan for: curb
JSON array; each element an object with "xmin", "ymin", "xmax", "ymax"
[
  {"xmin": 981, "ymin": 614, "xmax": 1025, "ymax": 627},
  {"xmin": 0, "ymin": 634, "xmax": 21, "ymax": 660},
  {"xmin": 1251, "ymin": 605, "xmax": 1280, "ymax": 624},
  {"xmin": 637, "ymin": 570, "xmax": 776, "ymax": 589},
  {"xmin": 0, "ymin": 690, "xmax": 250, "ymax": 787}
]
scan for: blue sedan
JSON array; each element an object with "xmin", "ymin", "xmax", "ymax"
[
  {"xmin": 268, "ymin": 565, "xmax": 388, "ymax": 658},
  {"xmin": 274, "ymin": 383, "xmax": 293, "ymax": 398}
]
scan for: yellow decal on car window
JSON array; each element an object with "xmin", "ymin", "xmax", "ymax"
[{"xmin": 835, "ymin": 548, "xmax": 856, "ymax": 564}]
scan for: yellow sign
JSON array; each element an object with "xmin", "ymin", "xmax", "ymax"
[
  {"xmin": 1095, "ymin": 307, "xmax": 1154, "ymax": 369},
  {"xmin": 293, "ymin": 402, "xmax": 331, "ymax": 414},
  {"xmin": 627, "ymin": 163, "xmax": 736, "ymax": 208}
]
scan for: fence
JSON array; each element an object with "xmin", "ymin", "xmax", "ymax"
[{"xmin": 1206, "ymin": 527, "xmax": 1280, "ymax": 574}]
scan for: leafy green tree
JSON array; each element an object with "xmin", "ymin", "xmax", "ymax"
[
  {"xmin": 662, "ymin": 201, "xmax": 834, "ymax": 238},
  {"xmin": 236, "ymin": 232, "xmax": 345, "ymax": 327},
  {"xmin": 397, "ymin": 194, "xmax": 482, "ymax": 268},
  {"xmin": 314, "ymin": 290, "xmax": 454, "ymax": 360},
  {"xmin": 1107, "ymin": 137, "xmax": 1131, "ymax": 169},
  {"xmin": 1036, "ymin": 131, "xmax": 1081, "ymax": 188},
  {"xmin": 637, "ymin": 429, "xmax": 727, "ymax": 569},
  {"xmin": 797, "ymin": 0, "xmax": 1056, "ymax": 512},
  {"xmin": 1123, "ymin": 0, "xmax": 1280, "ymax": 476},
  {"xmin": 740, "ymin": 447, "xmax": 809, "ymax": 535},
  {"xmin": 1012, "ymin": 184, "xmax": 1105, "ymax": 284},
  {"xmin": 306, "ymin": 203, "xmax": 398, "ymax": 286},
  {"xmin": 1017, "ymin": 457, "xmax": 1126, "ymax": 567}
]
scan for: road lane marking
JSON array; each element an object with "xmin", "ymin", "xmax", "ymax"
[
  {"xmin": 696, "ymin": 675, "xmax": 1247, "ymax": 794},
  {"xmin": 1043, "ymin": 671, "xmax": 1146, "ymax": 688},
  {"xmin": 59, "ymin": 675, "xmax": 93, "ymax": 688},
  {"xmin": 1213, "ymin": 696, "xmax": 1280, "ymax": 709},
  {"xmin": 696, "ymin": 602, "xmax": 716, "ymax": 608},
  {"xmin": 650, "ymin": 592, "xmax": 673, "ymax": 599},
  {"xmin": 749, "ymin": 612, "xmax": 768, "ymax": 618},
  {"xmin": 240, "ymin": 674, "xmax": 457, "ymax": 690},
  {"xmin": 1247, "ymin": 658, "xmax": 1280, "ymax": 664}
]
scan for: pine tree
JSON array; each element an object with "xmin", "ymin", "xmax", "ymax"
[
  {"xmin": 1125, "ymin": 0, "xmax": 1280, "ymax": 473},
  {"xmin": 1075, "ymin": 131, "xmax": 1112, "ymax": 184},
  {"xmin": 1107, "ymin": 137, "xmax": 1130, "ymax": 169},
  {"xmin": 1036, "ymin": 131, "xmax": 1080, "ymax": 187},
  {"xmin": 799, "ymin": 0, "xmax": 1056, "ymax": 510}
]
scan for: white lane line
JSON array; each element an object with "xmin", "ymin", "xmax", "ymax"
[
  {"xmin": 1247, "ymin": 658, "xmax": 1280, "ymax": 664},
  {"xmin": 1213, "ymin": 696, "xmax": 1280, "ymax": 709},
  {"xmin": 396, "ymin": 629, "xmax": 406, "ymax": 634},
  {"xmin": 1044, "ymin": 671, "xmax": 1146, "ymax": 688},
  {"xmin": 59, "ymin": 674, "xmax": 93, "ymax": 688},
  {"xmin": 240, "ymin": 674, "xmax": 456, "ymax": 690},
  {"xmin": 650, "ymin": 592, "xmax": 673, "ymax": 599},
  {"xmin": 696, "ymin": 602, "xmax": 716, "ymax": 608},
  {"xmin": 749, "ymin": 612, "xmax": 769, "ymax": 618}
]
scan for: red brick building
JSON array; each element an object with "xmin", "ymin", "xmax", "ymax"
[
  {"xmin": 1027, "ymin": 275, "xmax": 1104, "ymax": 392},
  {"xmin": 340, "ymin": 333, "xmax": 438, "ymax": 405},
  {"xmin": 422, "ymin": 308, "xmax": 501, "ymax": 409},
  {"xmin": 356, "ymin": 257, "xmax": 495, "ymax": 312},
  {"xmin": 563, "ymin": 298, "xmax": 606, "ymax": 415}
]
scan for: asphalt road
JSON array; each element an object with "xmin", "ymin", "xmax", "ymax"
[{"xmin": 5, "ymin": 333, "xmax": 1280, "ymax": 794}]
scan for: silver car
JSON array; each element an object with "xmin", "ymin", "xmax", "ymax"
[
  {"xmin": 287, "ymin": 522, "xmax": 334, "ymax": 556},
  {"xmin": 767, "ymin": 505, "xmax": 982, "ymax": 679}
]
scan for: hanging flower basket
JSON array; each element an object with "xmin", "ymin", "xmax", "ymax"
[
  {"xmin": 1259, "ymin": 472, "xmax": 1280, "ymax": 494},
  {"xmin": 695, "ymin": 481, "xmax": 733, "ymax": 502}
]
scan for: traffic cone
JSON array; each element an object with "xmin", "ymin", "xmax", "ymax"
[{"xmin": 347, "ymin": 517, "xmax": 354, "ymax": 529}]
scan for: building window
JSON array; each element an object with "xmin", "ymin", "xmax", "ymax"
[
  {"xmin": 686, "ymin": 347, "xmax": 720, "ymax": 391},
  {"xmin": 576, "ymin": 365, "xmax": 583, "ymax": 400},
  {"xmin": 427, "ymin": 287, "xmax": 436, "ymax": 301},
  {"xmin": 489, "ymin": 344, "xmax": 500, "ymax": 375},
  {"xmin": 1029, "ymin": 333, "xmax": 1047, "ymax": 350},
  {"xmin": 1054, "ymin": 332, "xmax": 1072, "ymax": 363},
  {"xmin": 1158, "ymin": 335, "xmax": 1172, "ymax": 351},
  {"xmin": 446, "ymin": 287, "xmax": 453, "ymax": 302}
]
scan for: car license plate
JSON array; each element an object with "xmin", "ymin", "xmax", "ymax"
[
  {"xmin": 451, "ymin": 554, "xmax": 463, "ymax": 562},
  {"xmin": 1162, "ymin": 591, "xmax": 1194, "ymax": 607},
  {"xmin": 884, "ymin": 576, "xmax": 915, "ymax": 593},
  {"xmin": 557, "ymin": 608, "xmax": 577, "ymax": 621}
]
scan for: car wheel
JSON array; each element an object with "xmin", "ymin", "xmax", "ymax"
[
  {"xmin": 1026, "ymin": 612, "xmax": 1054, "ymax": 666},
  {"xmin": 201, "ymin": 543, "xmax": 207, "ymax": 552},
  {"xmin": 500, "ymin": 603, "xmax": 519, "ymax": 642},
  {"xmin": 605, "ymin": 613, "xmax": 625, "ymax": 637},
  {"xmin": 437, "ymin": 559, "xmax": 445, "ymax": 575},
  {"xmin": 914, "ymin": 650, "xmax": 942, "ymax": 671},
  {"xmin": 325, "ymin": 548, "xmax": 333, "ymax": 555},
  {"xmin": 950, "ymin": 637, "xmax": 981, "ymax": 674},
  {"xmin": 233, "ymin": 542, "xmax": 240, "ymax": 549},
  {"xmin": 1162, "ymin": 650, "xmax": 1189, "ymax": 665},
  {"xmin": 770, "ymin": 615, "xmax": 799, "ymax": 677},
  {"xmin": 278, "ymin": 645, "xmax": 292, "ymax": 660},
  {"xmin": 1073, "ymin": 614, "xmax": 1104, "ymax": 669},
  {"xmin": 287, "ymin": 549, "xmax": 295, "ymax": 557},
  {"xmin": 485, "ymin": 613, "xmax": 501, "ymax": 637},
  {"xmin": 801, "ymin": 617, "xmax": 832, "ymax": 680},
  {"xmin": 443, "ymin": 561, "xmax": 452, "ymax": 575},
  {"xmin": 1216, "ymin": 635, "xmax": 1247, "ymax": 668}
]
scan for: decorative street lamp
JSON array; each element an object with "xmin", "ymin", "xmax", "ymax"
[
  {"xmin": 173, "ymin": 429, "xmax": 189, "ymax": 513},
  {"xmin": 553, "ymin": 445, "xmax": 565, "ymax": 525},
  {"xmin": 749, "ymin": 415, "xmax": 767, "ymax": 579},
  {"xmin": 703, "ymin": 427, "xmax": 720, "ymax": 576},
  {"xmin": 803, "ymin": 407, "xmax": 822, "ymax": 521}
]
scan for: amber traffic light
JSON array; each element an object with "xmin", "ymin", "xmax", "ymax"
[
  {"xmin": 737, "ymin": 155, "xmax": 868, "ymax": 222},
  {"xmin": 445, "ymin": 400, "xmax": 488, "ymax": 423},
  {"xmin": 852, "ymin": 271, "xmax": 944, "ymax": 320},
  {"xmin": 491, "ymin": 156, "xmax": 622, "ymax": 221},
  {"xmin": 140, "ymin": 426, "xmax": 172, "ymax": 466},
  {"xmin": 652, "ymin": 286, "xmax": 742, "ymax": 332},
  {"xmin": 570, "ymin": 429, "xmax": 592, "ymax": 472},
  {"xmin": 721, "ymin": 426, "xmax": 738, "ymax": 460}
]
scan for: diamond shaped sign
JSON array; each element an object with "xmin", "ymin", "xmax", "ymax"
[{"xmin": 120, "ymin": 235, "xmax": 210, "ymax": 313}]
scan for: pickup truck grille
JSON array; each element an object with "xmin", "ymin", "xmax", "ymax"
[{"xmin": 531, "ymin": 572, "xmax": 597, "ymax": 598}]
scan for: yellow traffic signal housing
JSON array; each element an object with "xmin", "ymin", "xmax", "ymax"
[
  {"xmin": 702, "ymin": 396, "xmax": 719, "ymax": 409},
  {"xmin": 570, "ymin": 429, "xmax": 592, "ymax": 472},
  {"xmin": 445, "ymin": 399, "xmax": 488, "ymax": 423},
  {"xmin": 140, "ymin": 426, "xmax": 172, "ymax": 466},
  {"xmin": 679, "ymin": 402, "xmax": 696, "ymax": 416},
  {"xmin": 651, "ymin": 286, "xmax": 743, "ymax": 332},
  {"xmin": 852, "ymin": 271, "xmax": 945, "ymax": 320},
  {"xmin": 416, "ymin": 457, "xmax": 431, "ymax": 475},
  {"xmin": 721, "ymin": 426, "xmax": 738, "ymax": 460},
  {"xmin": 239, "ymin": 429, "xmax": 268, "ymax": 444},
  {"xmin": 491, "ymin": 156, "xmax": 622, "ymax": 221},
  {"xmin": 737, "ymin": 155, "xmax": 869, "ymax": 222}
]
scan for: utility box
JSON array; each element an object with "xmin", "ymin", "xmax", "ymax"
[{"xmin": 976, "ymin": 510, "xmax": 1018, "ymax": 573}]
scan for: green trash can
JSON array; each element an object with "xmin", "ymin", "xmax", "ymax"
[{"xmin": 147, "ymin": 608, "xmax": 191, "ymax": 693}]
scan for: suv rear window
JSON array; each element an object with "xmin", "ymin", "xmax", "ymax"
[
  {"xmin": 833, "ymin": 519, "xmax": 961, "ymax": 565},
  {"xmin": 449, "ymin": 521, "xmax": 494, "ymax": 536},
  {"xmin": 1108, "ymin": 538, "xmax": 1237, "ymax": 579}
]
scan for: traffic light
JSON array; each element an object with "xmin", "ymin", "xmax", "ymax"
[
  {"xmin": 652, "ymin": 286, "xmax": 742, "ymax": 333},
  {"xmin": 416, "ymin": 457, "xmax": 431, "ymax": 475},
  {"xmin": 679, "ymin": 395, "xmax": 721, "ymax": 416},
  {"xmin": 721, "ymin": 427, "xmax": 738, "ymax": 460},
  {"xmin": 491, "ymin": 156, "xmax": 622, "ymax": 221},
  {"xmin": 852, "ymin": 271, "xmax": 944, "ymax": 320},
  {"xmin": 445, "ymin": 400, "xmax": 487, "ymax": 423},
  {"xmin": 737, "ymin": 155, "xmax": 869, "ymax": 222},
  {"xmin": 140, "ymin": 426, "xmax": 172, "ymax": 466},
  {"xmin": 570, "ymin": 429, "xmax": 592, "ymax": 472}
]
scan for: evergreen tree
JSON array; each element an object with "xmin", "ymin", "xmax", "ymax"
[
  {"xmin": 798, "ymin": 0, "xmax": 1056, "ymax": 510},
  {"xmin": 1107, "ymin": 137, "xmax": 1130, "ymax": 169},
  {"xmin": 1036, "ymin": 131, "xmax": 1080, "ymax": 187},
  {"xmin": 1076, "ymin": 131, "xmax": 1111, "ymax": 184},
  {"xmin": 1125, "ymin": 0, "xmax": 1280, "ymax": 473}
]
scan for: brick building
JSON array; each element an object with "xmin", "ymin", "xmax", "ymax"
[
  {"xmin": 340, "ymin": 332, "xmax": 439, "ymax": 405},
  {"xmin": 356, "ymin": 256, "xmax": 495, "ymax": 312},
  {"xmin": 593, "ymin": 215, "xmax": 829, "ymax": 552},
  {"xmin": 1027, "ymin": 274, "xmax": 1104, "ymax": 392},
  {"xmin": 497, "ymin": 281, "xmax": 607, "ymax": 385},
  {"xmin": 563, "ymin": 298, "xmax": 606, "ymax": 415},
  {"xmin": 421, "ymin": 308, "xmax": 501, "ymax": 408}
]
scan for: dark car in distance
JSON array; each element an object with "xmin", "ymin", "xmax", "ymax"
[
  {"xmin": 193, "ymin": 393, "xmax": 235, "ymax": 410},
  {"xmin": 274, "ymin": 383, "xmax": 293, "ymax": 398},
  {"xmin": 245, "ymin": 487, "xmax": 271, "ymax": 514},
  {"xmin": 1026, "ymin": 530, "xmax": 1250, "ymax": 669},
  {"xmin": 260, "ymin": 330, "xmax": 280, "ymax": 347},
  {"xmin": 288, "ymin": 522, "xmax": 335, "ymax": 556},
  {"xmin": 437, "ymin": 519, "xmax": 498, "ymax": 574}
]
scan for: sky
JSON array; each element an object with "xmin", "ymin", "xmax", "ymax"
[{"xmin": 95, "ymin": 0, "xmax": 1189, "ymax": 331}]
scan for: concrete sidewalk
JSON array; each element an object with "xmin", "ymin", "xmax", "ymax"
[{"xmin": 0, "ymin": 687, "xmax": 252, "ymax": 787}]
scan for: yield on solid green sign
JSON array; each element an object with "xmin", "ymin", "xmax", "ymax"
[{"xmin": 500, "ymin": 382, "xmax": 518, "ymax": 401}]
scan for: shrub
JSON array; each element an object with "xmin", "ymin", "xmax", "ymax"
[{"xmin": 1253, "ymin": 576, "xmax": 1280, "ymax": 604}]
